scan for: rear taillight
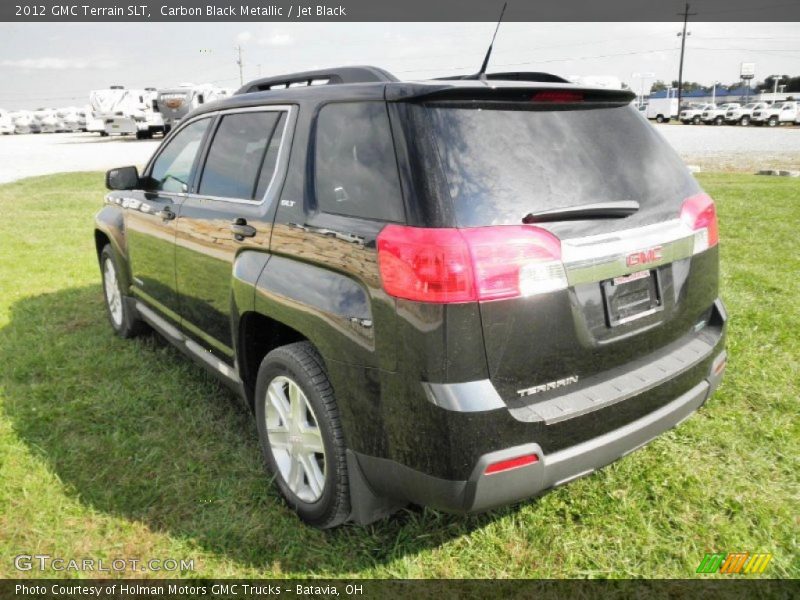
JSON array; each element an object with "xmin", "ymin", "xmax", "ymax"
[
  {"xmin": 680, "ymin": 193, "xmax": 719, "ymax": 254},
  {"xmin": 376, "ymin": 225, "xmax": 567, "ymax": 303}
]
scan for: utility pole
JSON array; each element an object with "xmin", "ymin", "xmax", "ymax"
[
  {"xmin": 236, "ymin": 45, "xmax": 244, "ymax": 86},
  {"xmin": 676, "ymin": 3, "xmax": 697, "ymax": 111}
]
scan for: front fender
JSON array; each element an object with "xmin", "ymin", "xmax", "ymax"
[{"xmin": 94, "ymin": 203, "xmax": 132, "ymax": 292}]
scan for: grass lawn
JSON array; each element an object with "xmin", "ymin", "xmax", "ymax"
[{"xmin": 0, "ymin": 172, "xmax": 797, "ymax": 579}]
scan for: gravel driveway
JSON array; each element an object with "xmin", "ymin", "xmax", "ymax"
[
  {"xmin": 0, "ymin": 132, "xmax": 159, "ymax": 184},
  {"xmin": 1, "ymin": 123, "xmax": 798, "ymax": 185},
  {"xmin": 655, "ymin": 123, "xmax": 800, "ymax": 173}
]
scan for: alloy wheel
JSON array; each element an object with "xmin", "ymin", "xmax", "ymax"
[{"xmin": 265, "ymin": 375, "xmax": 326, "ymax": 503}]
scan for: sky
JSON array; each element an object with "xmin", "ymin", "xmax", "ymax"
[{"xmin": 0, "ymin": 21, "xmax": 798, "ymax": 109}]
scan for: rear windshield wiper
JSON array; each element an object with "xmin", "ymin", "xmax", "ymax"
[{"xmin": 522, "ymin": 200, "xmax": 640, "ymax": 224}]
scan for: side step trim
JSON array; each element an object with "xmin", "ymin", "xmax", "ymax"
[{"xmin": 135, "ymin": 301, "xmax": 242, "ymax": 387}]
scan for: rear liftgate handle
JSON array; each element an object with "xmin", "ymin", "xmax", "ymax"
[{"xmin": 231, "ymin": 217, "xmax": 257, "ymax": 241}]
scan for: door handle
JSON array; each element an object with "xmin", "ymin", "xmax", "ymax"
[
  {"xmin": 156, "ymin": 207, "xmax": 176, "ymax": 221},
  {"xmin": 231, "ymin": 218, "xmax": 256, "ymax": 240}
]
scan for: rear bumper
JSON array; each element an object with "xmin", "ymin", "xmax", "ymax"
[
  {"xmin": 348, "ymin": 299, "xmax": 727, "ymax": 522},
  {"xmin": 352, "ymin": 354, "xmax": 725, "ymax": 517}
]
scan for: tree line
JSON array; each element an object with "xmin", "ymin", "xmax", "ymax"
[{"xmin": 650, "ymin": 75, "xmax": 800, "ymax": 94}]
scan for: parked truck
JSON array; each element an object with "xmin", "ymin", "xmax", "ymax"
[
  {"xmin": 679, "ymin": 103, "xmax": 715, "ymax": 125},
  {"xmin": 724, "ymin": 102, "xmax": 770, "ymax": 126},
  {"xmin": 752, "ymin": 101, "xmax": 798, "ymax": 126},
  {"xmin": 701, "ymin": 103, "xmax": 741, "ymax": 125}
]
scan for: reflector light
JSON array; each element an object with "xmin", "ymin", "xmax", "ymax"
[
  {"xmin": 485, "ymin": 454, "xmax": 539, "ymax": 475},
  {"xmin": 531, "ymin": 91, "xmax": 584, "ymax": 103},
  {"xmin": 376, "ymin": 225, "xmax": 567, "ymax": 303},
  {"xmin": 680, "ymin": 193, "xmax": 719, "ymax": 254}
]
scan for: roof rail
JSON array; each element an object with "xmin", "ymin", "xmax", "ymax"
[
  {"xmin": 236, "ymin": 66, "xmax": 398, "ymax": 94},
  {"xmin": 436, "ymin": 72, "xmax": 570, "ymax": 84}
]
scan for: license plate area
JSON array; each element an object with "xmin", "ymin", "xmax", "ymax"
[{"xmin": 602, "ymin": 269, "xmax": 663, "ymax": 327}]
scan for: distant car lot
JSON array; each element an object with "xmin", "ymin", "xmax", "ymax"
[
  {"xmin": 0, "ymin": 124, "xmax": 799, "ymax": 184},
  {"xmin": 656, "ymin": 123, "xmax": 800, "ymax": 173}
]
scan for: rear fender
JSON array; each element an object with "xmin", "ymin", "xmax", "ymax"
[{"xmin": 251, "ymin": 255, "xmax": 375, "ymax": 367}]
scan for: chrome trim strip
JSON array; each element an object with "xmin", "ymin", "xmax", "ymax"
[
  {"xmin": 135, "ymin": 301, "xmax": 241, "ymax": 385},
  {"xmin": 422, "ymin": 380, "xmax": 506, "ymax": 412},
  {"xmin": 142, "ymin": 104, "xmax": 295, "ymax": 195},
  {"xmin": 185, "ymin": 105, "xmax": 295, "ymax": 206},
  {"xmin": 561, "ymin": 219, "xmax": 696, "ymax": 285}
]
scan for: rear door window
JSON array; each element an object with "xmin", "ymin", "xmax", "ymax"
[
  {"xmin": 199, "ymin": 110, "xmax": 287, "ymax": 201},
  {"xmin": 314, "ymin": 102, "xmax": 404, "ymax": 222}
]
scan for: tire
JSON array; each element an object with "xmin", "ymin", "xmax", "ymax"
[
  {"xmin": 740, "ymin": 116, "xmax": 750, "ymax": 126},
  {"xmin": 656, "ymin": 115, "xmax": 665, "ymax": 123},
  {"xmin": 135, "ymin": 130, "xmax": 146, "ymax": 140},
  {"xmin": 714, "ymin": 116, "xmax": 724, "ymax": 126},
  {"xmin": 693, "ymin": 116, "xmax": 701, "ymax": 125},
  {"xmin": 100, "ymin": 244, "xmax": 146, "ymax": 338},
  {"xmin": 255, "ymin": 341, "xmax": 350, "ymax": 528},
  {"xmin": 768, "ymin": 117, "xmax": 778, "ymax": 127}
]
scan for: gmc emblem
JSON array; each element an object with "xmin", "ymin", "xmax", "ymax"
[{"xmin": 626, "ymin": 246, "xmax": 663, "ymax": 267}]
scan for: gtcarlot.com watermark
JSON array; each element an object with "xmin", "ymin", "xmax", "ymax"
[{"xmin": 14, "ymin": 554, "xmax": 194, "ymax": 573}]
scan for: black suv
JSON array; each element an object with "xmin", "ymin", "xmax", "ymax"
[{"xmin": 95, "ymin": 66, "xmax": 727, "ymax": 528}]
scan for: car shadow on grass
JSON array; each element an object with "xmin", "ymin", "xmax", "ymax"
[{"xmin": 1, "ymin": 285, "xmax": 513, "ymax": 574}]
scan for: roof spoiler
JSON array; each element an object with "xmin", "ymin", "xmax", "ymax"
[
  {"xmin": 436, "ymin": 71, "xmax": 570, "ymax": 84},
  {"xmin": 236, "ymin": 66, "xmax": 398, "ymax": 94},
  {"xmin": 387, "ymin": 84, "xmax": 635, "ymax": 105}
]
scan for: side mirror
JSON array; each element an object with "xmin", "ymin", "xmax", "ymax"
[{"xmin": 106, "ymin": 166, "xmax": 140, "ymax": 191}]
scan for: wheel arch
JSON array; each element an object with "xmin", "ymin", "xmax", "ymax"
[{"xmin": 94, "ymin": 205, "xmax": 132, "ymax": 292}]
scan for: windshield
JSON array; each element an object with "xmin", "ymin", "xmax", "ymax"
[{"xmin": 409, "ymin": 103, "xmax": 699, "ymax": 229}]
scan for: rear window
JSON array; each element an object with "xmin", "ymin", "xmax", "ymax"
[
  {"xmin": 413, "ymin": 104, "xmax": 699, "ymax": 227},
  {"xmin": 314, "ymin": 102, "xmax": 404, "ymax": 222}
]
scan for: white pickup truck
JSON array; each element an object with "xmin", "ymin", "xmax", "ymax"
[
  {"xmin": 752, "ymin": 101, "xmax": 799, "ymax": 126},
  {"xmin": 725, "ymin": 102, "xmax": 770, "ymax": 126},
  {"xmin": 701, "ymin": 103, "xmax": 741, "ymax": 125},
  {"xmin": 679, "ymin": 103, "xmax": 715, "ymax": 125}
]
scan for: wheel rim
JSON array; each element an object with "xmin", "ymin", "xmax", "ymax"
[
  {"xmin": 265, "ymin": 376, "xmax": 326, "ymax": 503},
  {"xmin": 103, "ymin": 257, "xmax": 123, "ymax": 327}
]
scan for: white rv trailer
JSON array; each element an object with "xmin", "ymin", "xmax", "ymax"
[
  {"xmin": 13, "ymin": 111, "xmax": 40, "ymax": 134},
  {"xmin": 57, "ymin": 107, "xmax": 86, "ymax": 132},
  {"xmin": 84, "ymin": 101, "xmax": 106, "ymax": 135},
  {"xmin": 90, "ymin": 86, "xmax": 165, "ymax": 139},
  {"xmin": 34, "ymin": 108, "xmax": 61, "ymax": 133},
  {"xmin": 0, "ymin": 109, "xmax": 14, "ymax": 134},
  {"xmin": 154, "ymin": 83, "xmax": 229, "ymax": 131}
]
